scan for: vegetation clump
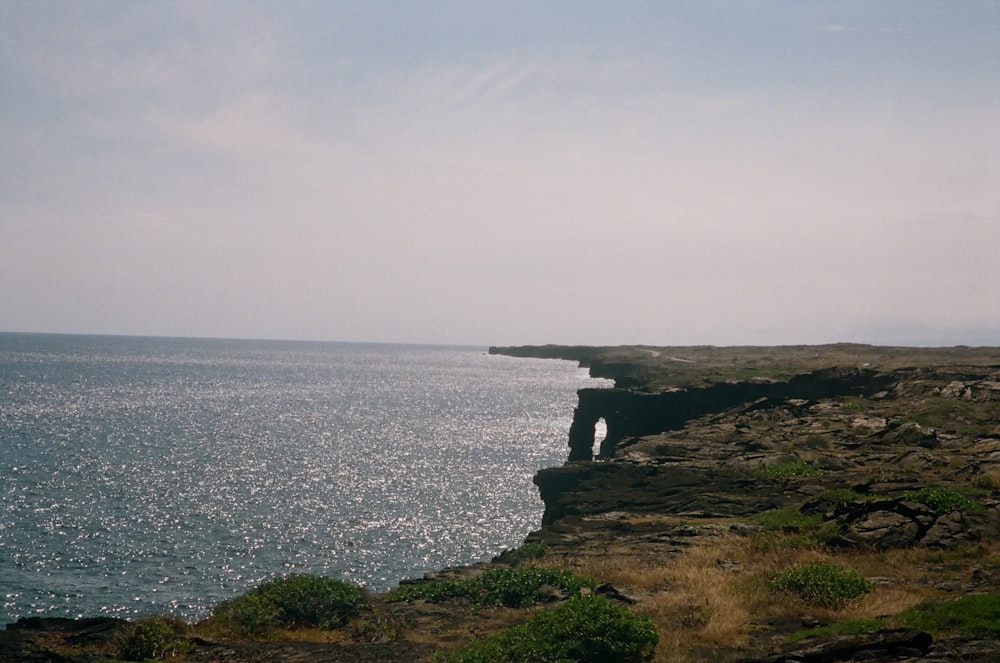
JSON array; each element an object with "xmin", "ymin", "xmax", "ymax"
[
  {"xmin": 441, "ymin": 594, "xmax": 658, "ymax": 663},
  {"xmin": 116, "ymin": 616, "xmax": 190, "ymax": 661},
  {"xmin": 761, "ymin": 460, "xmax": 826, "ymax": 478},
  {"xmin": 901, "ymin": 486, "xmax": 983, "ymax": 514},
  {"xmin": 388, "ymin": 566, "xmax": 595, "ymax": 608},
  {"xmin": 211, "ymin": 574, "xmax": 368, "ymax": 636},
  {"xmin": 786, "ymin": 592, "xmax": 1000, "ymax": 643},
  {"xmin": 899, "ymin": 593, "xmax": 1000, "ymax": 638},
  {"xmin": 493, "ymin": 541, "xmax": 547, "ymax": 565},
  {"xmin": 771, "ymin": 561, "xmax": 873, "ymax": 609}
]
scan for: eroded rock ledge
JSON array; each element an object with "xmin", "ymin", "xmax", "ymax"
[{"xmin": 490, "ymin": 343, "xmax": 1000, "ymax": 661}]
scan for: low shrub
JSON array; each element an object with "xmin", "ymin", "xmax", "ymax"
[
  {"xmin": 116, "ymin": 616, "xmax": 189, "ymax": 661},
  {"xmin": 901, "ymin": 487, "xmax": 983, "ymax": 514},
  {"xmin": 771, "ymin": 561, "xmax": 873, "ymax": 609},
  {"xmin": 211, "ymin": 574, "xmax": 368, "ymax": 636},
  {"xmin": 442, "ymin": 594, "xmax": 658, "ymax": 663},
  {"xmin": 388, "ymin": 566, "xmax": 595, "ymax": 608}
]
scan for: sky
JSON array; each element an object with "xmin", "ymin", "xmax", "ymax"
[{"xmin": 1, "ymin": 1, "xmax": 998, "ymax": 347}]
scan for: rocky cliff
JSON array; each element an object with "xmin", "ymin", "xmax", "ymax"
[{"xmin": 489, "ymin": 344, "xmax": 1000, "ymax": 661}]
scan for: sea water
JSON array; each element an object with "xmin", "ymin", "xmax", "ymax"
[{"xmin": 0, "ymin": 333, "xmax": 606, "ymax": 624}]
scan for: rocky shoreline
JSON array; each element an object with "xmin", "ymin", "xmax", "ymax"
[{"xmin": 4, "ymin": 343, "xmax": 1000, "ymax": 662}]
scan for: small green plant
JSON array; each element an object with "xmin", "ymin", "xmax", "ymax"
[
  {"xmin": 901, "ymin": 486, "xmax": 983, "ymax": 514},
  {"xmin": 761, "ymin": 460, "xmax": 826, "ymax": 478},
  {"xmin": 388, "ymin": 566, "xmax": 596, "ymax": 608},
  {"xmin": 211, "ymin": 574, "xmax": 368, "ymax": 636},
  {"xmin": 116, "ymin": 616, "xmax": 189, "ymax": 661},
  {"xmin": 771, "ymin": 562, "xmax": 873, "ymax": 609},
  {"xmin": 441, "ymin": 594, "xmax": 658, "ymax": 662},
  {"xmin": 493, "ymin": 541, "xmax": 547, "ymax": 565}
]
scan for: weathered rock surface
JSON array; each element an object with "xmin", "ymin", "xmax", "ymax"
[{"xmin": 496, "ymin": 344, "xmax": 1000, "ymax": 661}]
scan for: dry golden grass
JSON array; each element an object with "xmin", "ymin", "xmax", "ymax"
[{"xmin": 534, "ymin": 533, "xmax": 1000, "ymax": 662}]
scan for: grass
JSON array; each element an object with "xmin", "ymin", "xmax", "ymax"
[
  {"xmin": 387, "ymin": 567, "xmax": 596, "ymax": 608},
  {"xmin": 539, "ymin": 535, "xmax": 1000, "ymax": 661},
  {"xmin": 786, "ymin": 593, "xmax": 1000, "ymax": 643},
  {"xmin": 760, "ymin": 460, "xmax": 827, "ymax": 478},
  {"xmin": 899, "ymin": 593, "xmax": 1000, "ymax": 638}
]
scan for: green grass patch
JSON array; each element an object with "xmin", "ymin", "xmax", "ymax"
[
  {"xmin": 388, "ymin": 566, "xmax": 596, "ymax": 608},
  {"xmin": 786, "ymin": 593, "xmax": 1000, "ymax": 643},
  {"xmin": 750, "ymin": 506, "xmax": 840, "ymax": 549},
  {"xmin": 899, "ymin": 593, "xmax": 1000, "ymax": 638},
  {"xmin": 901, "ymin": 486, "xmax": 983, "ymax": 514},
  {"xmin": 783, "ymin": 618, "xmax": 884, "ymax": 644},
  {"xmin": 440, "ymin": 594, "xmax": 658, "ymax": 663},
  {"xmin": 752, "ymin": 507, "xmax": 824, "ymax": 532},
  {"xmin": 771, "ymin": 562, "xmax": 874, "ymax": 609},
  {"xmin": 211, "ymin": 574, "xmax": 368, "ymax": 636},
  {"xmin": 761, "ymin": 460, "xmax": 827, "ymax": 478}
]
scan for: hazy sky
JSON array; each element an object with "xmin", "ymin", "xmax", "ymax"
[{"xmin": 2, "ymin": 1, "xmax": 998, "ymax": 346}]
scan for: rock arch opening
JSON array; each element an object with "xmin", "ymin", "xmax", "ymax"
[{"xmin": 593, "ymin": 417, "xmax": 607, "ymax": 459}]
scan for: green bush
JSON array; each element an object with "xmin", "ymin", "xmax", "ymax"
[
  {"xmin": 116, "ymin": 616, "xmax": 189, "ymax": 661},
  {"xmin": 771, "ymin": 562, "xmax": 873, "ymax": 609},
  {"xmin": 388, "ymin": 566, "xmax": 596, "ymax": 608},
  {"xmin": 442, "ymin": 594, "xmax": 658, "ymax": 663},
  {"xmin": 901, "ymin": 486, "xmax": 982, "ymax": 514},
  {"xmin": 212, "ymin": 574, "xmax": 368, "ymax": 636}
]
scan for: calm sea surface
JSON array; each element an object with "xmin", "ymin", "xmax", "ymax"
[{"xmin": 0, "ymin": 333, "xmax": 606, "ymax": 624}]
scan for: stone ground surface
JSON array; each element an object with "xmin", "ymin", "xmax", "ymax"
[{"xmin": 3, "ymin": 344, "xmax": 999, "ymax": 662}]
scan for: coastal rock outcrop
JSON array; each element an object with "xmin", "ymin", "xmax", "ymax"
[{"xmin": 494, "ymin": 344, "xmax": 1000, "ymax": 661}]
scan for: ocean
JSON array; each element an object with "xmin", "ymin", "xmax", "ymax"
[{"xmin": 0, "ymin": 333, "xmax": 606, "ymax": 624}]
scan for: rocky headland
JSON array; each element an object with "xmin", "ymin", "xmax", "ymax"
[{"xmin": 4, "ymin": 344, "xmax": 999, "ymax": 662}]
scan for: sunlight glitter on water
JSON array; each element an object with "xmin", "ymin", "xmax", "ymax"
[{"xmin": 0, "ymin": 336, "xmax": 609, "ymax": 623}]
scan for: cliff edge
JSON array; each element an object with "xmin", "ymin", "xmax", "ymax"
[{"xmin": 490, "ymin": 343, "xmax": 1000, "ymax": 661}]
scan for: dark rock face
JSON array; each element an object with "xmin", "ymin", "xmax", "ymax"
[
  {"xmin": 514, "ymin": 348, "xmax": 1000, "ymax": 553},
  {"xmin": 496, "ymin": 345, "xmax": 1000, "ymax": 662},
  {"xmin": 567, "ymin": 367, "xmax": 891, "ymax": 460}
]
